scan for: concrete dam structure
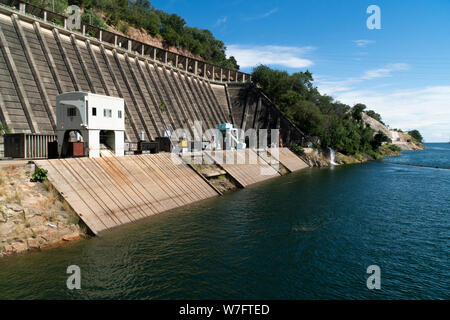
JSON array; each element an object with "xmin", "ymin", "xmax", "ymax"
[
  {"xmin": 0, "ymin": 2, "xmax": 311, "ymax": 235},
  {"xmin": 0, "ymin": 3, "xmax": 305, "ymax": 150},
  {"xmin": 36, "ymin": 148, "xmax": 309, "ymax": 234}
]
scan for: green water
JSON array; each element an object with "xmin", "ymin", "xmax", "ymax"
[{"xmin": 0, "ymin": 144, "xmax": 449, "ymax": 299}]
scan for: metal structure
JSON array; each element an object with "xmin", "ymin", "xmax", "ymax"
[
  {"xmin": 4, "ymin": 133, "xmax": 56, "ymax": 158},
  {"xmin": 216, "ymin": 122, "xmax": 246, "ymax": 150}
]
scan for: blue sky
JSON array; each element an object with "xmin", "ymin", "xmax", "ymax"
[{"xmin": 151, "ymin": 0, "xmax": 450, "ymax": 142}]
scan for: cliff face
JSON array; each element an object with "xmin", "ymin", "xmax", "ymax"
[
  {"xmin": 390, "ymin": 131, "xmax": 425, "ymax": 150},
  {"xmin": 362, "ymin": 113, "xmax": 425, "ymax": 151},
  {"xmin": 362, "ymin": 112, "xmax": 391, "ymax": 137}
]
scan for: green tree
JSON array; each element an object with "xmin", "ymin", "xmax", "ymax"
[
  {"xmin": 251, "ymin": 65, "xmax": 392, "ymax": 156},
  {"xmin": 371, "ymin": 131, "xmax": 391, "ymax": 150},
  {"xmin": 408, "ymin": 129, "xmax": 423, "ymax": 142},
  {"xmin": 351, "ymin": 103, "xmax": 366, "ymax": 123}
]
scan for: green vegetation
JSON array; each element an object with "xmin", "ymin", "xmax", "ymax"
[
  {"xmin": 30, "ymin": 0, "xmax": 69, "ymax": 14},
  {"xmin": 31, "ymin": 168, "xmax": 48, "ymax": 183},
  {"xmin": 0, "ymin": 123, "xmax": 10, "ymax": 136},
  {"xmin": 81, "ymin": 8, "xmax": 107, "ymax": 28},
  {"xmin": 408, "ymin": 129, "xmax": 424, "ymax": 143},
  {"xmin": 51, "ymin": 17, "xmax": 63, "ymax": 26},
  {"xmin": 365, "ymin": 110, "xmax": 384, "ymax": 124},
  {"xmin": 29, "ymin": 0, "xmax": 239, "ymax": 70},
  {"xmin": 290, "ymin": 144, "xmax": 304, "ymax": 155},
  {"xmin": 387, "ymin": 144, "xmax": 402, "ymax": 153},
  {"xmin": 252, "ymin": 65, "xmax": 391, "ymax": 157}
]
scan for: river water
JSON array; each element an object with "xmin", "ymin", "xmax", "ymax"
[{"xmin": 0, "ymin": 143, "xmax": 448, "ymax": 299}]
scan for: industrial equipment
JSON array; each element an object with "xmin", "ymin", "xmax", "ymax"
[{"xmin": 216, "ymin": 123, "xmax": 246, "ymax": 150}]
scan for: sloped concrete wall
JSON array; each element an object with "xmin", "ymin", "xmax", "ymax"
[
  {"xmin": 0, "ymin": 10, "xmax": 231, "ymax": 148},
  {"xmin": 36, "ymin": 153, "xmax": 220, "ymax": 234},
  {"xmin": 0, "ymin": 7, "xmax": 305, "ymax": 152}
]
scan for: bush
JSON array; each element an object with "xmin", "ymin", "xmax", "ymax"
[
  {"xmin": 86, "ymin": 29, "xmax": 96, "ymax": 37},
  {"xmin": 408, "ymin": 129, "xmax": 423, "ymax": 143},
  {"xmin": 388, "ymin": 144, "xmax": 402, "ymax": 153},
  {"xmin": 290, "ymin": 144, "xmax": 304, "ymax": 155},
  {"xmin": 0, "ymin": 123, "xmax": 10, "ymax": 136},
  {"xmin": 31, "ymin": 168, "xmax": 48, "ymax": 182},
  {"xmin": 51, "ymin": 18, "xmax": 63, "ymax": 26},
  {"xmin": 82, "ymin": 9, "xmax": 107, "ymax": 28}
]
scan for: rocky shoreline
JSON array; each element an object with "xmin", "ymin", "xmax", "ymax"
[
  {"xmin": 299, "ymin": 141, "xmax": 425, "ymax": 168},
  {"xmin": 0, "ymin": 163, "xmax": 87, "ymax": 258}
]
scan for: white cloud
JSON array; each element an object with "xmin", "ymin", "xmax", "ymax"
[
  {"xmin": 260, "ymin": 8, "xmax": 278, "ymax": 18},
  {"xmin": 318, "ymin": 63, "xmax": 411, "ymax": 96},
  {"xmin": 214, "ymin": 16, "xmax": 227, "ymax": 27},
  {"xmin": 329, "ymin": 86, "xmax": 450, "ymax": 142},
  {"xmin": 361, "ymin": 63, "xmax": 410, "ymax": 80},
  {"xmin": 353, "ymin": 40, "xmax": 375, "ymax": 47},
  {"xmin": 226, "ymin": 45, "xmax": 315, "ymax": 68},
  {"xmin": 317, "ymin": 63, "xmax": 449, "ymax": 142},
  {"xmin": 244, "ymin": 8, "xmax": 278, "ymax": 21}
]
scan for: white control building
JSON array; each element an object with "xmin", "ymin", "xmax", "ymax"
[{"xmin": 56, "ymin": 92, "xmax": 125, "ymax": 158}]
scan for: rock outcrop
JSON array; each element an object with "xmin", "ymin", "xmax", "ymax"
[{"xmin": 0, "ymin": 163, "xmax": 85, "ymax": 257}]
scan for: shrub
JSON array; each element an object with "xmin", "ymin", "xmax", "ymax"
[
  {"xmin": 82, "ymin": 9, "xmax": 107, "ymax": 28},
  {"xmin": 408, "ymin": 130, "xmax": 424, "ymax": 143},
  {"xmin": 86, "ymin": 29, "xmax": 96, "ymax": 37},
  {"xmin": 290, "ymin": 144, "xmax": 304, "ymax": 155},
  {"xmin": 388, "ymin": 144, "xmax": 402, "ymax": 153},
  {"xmin": 31, "ymin": 168, "xmax": 48, "ymax": 182},
  {"xmin": 0, "ymin": 123, "xmax": 10, "ymax": 136},
  {"xmin": 51, "ymin": 18, "xmax": 63, "ymax": 26}
]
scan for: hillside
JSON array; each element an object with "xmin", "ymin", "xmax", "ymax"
[{"xmin": 29, "ymin": 0, "xmax": 239, "ymax": 70}]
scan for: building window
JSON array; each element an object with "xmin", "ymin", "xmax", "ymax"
[
  {"xmin": 118, "ymin": 110, "xmax": 122, "ymax": 119},
  {"xmin": 92, "ymin": 107, "xmax": 97, "ymax": 116},
  {"xmin": 103, "ymin": 109, "xmax": 112, "ymax": 118},
  {"xmin": 67, "ymin": 107, "xmax": 76, "ymax": 117}
]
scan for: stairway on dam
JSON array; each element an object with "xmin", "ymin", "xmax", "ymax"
[{"xmin": 0, "ymin": 5, "xmax": 305, "ymax": 150}]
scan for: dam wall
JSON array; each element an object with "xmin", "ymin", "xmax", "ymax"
[
  {"xmin": 36, "ymin": 153, "xmax": 220, "ymax": 234},
  {"xmin": 0, "ymin": 5, "xmax": 234, "ymax": 147},
  {"xmin": 0, "ymin": 4, "xmax": 306, "ymax": 152},
  {"xmin": 36, "ymin": 148, "xmax": 309, "ymax": 234}
]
